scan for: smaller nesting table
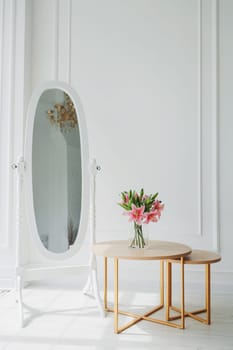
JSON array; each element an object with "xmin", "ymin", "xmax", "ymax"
[
  {"xmin": 166, "ymin": 249, "xmax": 221, "ymax": 325},
  {"xmin": 93, "ymin": 240, "xmax": 192, "ymax": 333}
]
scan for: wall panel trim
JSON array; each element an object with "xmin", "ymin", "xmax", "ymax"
[
  {"xmin": 211, "ymin": 0, "xmax": 220, "ymax": 251},
  {"xmin": 0, "ymin": 0, "xmax": 16, "ymax": 248},
  {"xmin": 197, "ymin": 0, "xmax": 203, "ymax": 236}
]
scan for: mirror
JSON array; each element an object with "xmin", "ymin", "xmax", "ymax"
[
  {"xmin": 15, "ymin": 82, "xmax": 103, "ymax": 328},
  {"xmin": 32, "ymin": 88, "xmax": 82, "ymax": 253}
]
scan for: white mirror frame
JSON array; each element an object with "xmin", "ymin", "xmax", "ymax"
[{"xmin": 24, "ymin": 81, "xmax": 89, "ymax": 260}]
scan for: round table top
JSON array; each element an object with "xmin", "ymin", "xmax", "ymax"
[
  {"xmin": 92, "ymin": 240, "xmax": 192, "ymax": 260},
  {"xmin": 168, "ymin": 249, "xmax": 221, "ymax": 264}
]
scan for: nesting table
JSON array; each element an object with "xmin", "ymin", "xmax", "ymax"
[
  {"xmin": 166, "ymin": 249, "xmax": 221, "ymax": 325},
  {"xmin": 93, "ymin": 240, "xmax": 192, "ymax": 333}
]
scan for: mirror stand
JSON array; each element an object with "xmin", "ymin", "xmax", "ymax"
[{"xmin": 13, "ymin": 157, "xmax": 104, "ymax": 327}]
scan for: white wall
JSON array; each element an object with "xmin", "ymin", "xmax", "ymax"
[{"xmin": 0, "ymin": 0, "xmax": 232, "ymax": 291}]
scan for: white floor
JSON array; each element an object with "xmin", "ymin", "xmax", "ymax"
[{"xmin": 0, "ymin": 283, "xmax": 233, "ymax": 350}]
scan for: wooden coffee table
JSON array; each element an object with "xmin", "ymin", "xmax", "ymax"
[{"xmin": 93, "ymin": 240, "xmax": 192, "ymax": 333}]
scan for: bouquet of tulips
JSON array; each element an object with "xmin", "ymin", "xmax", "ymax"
[{"xmin": 119, "ymin": 188, "xmax": 164, "ymax": 248}]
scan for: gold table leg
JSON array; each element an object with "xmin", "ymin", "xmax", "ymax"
[
  {"xmin": 104, "ymin": 257, "xmax": 108, "ymax": 311},
  {"xmin": 114, "ymin": 257, "xmax": 119, "ymax": 334},
  {"xmin": 160, "ymin": 260, "xmax": 164, "ymax": 306},
  {"xmin": 206, "ymin": 264, "xmax": 211, "ymax": 324},
  {"xmin": 166, "ymin": 258, "xmax": 185, "ymax": 329},
  {"xmin": 166, "ymin": 261, "xmax": 172, "ymax": 321},
  {"xmin": 180, "ymin": 256, "xmax": 185, "ymax": 329}
]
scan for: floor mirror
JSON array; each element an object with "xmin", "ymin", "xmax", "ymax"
[{"xmin": 13, "ymin": 81, "xmax": 104, "ymax": 327}]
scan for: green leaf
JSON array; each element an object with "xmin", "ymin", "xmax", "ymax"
[
  {"xmin": 153, "ymin": 192, "xmax": 159, "ymax": 200},
  {"xmin": 122, "ymin": 204, "xmax": 130, "ymax": 210},
  {"xmin": 128, "ymin": 198, "xmax": 133, "ymax": 208}
]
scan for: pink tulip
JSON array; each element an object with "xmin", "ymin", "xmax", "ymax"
[{"xmin": 127, "ymin": 204, "xmax": 145, "ymax": 224}]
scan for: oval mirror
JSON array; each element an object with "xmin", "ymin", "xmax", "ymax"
[
  {"xmin": 25, "ymin": 82, "xmax": 89, "ymax": 257},
  {"xmin": 32, "ymin": 89, "xmax": 81, "ymax": 253}
]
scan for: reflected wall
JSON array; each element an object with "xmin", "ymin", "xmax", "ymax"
[{"xmin": 32, "ymin": 89, "xmax": 81, "ymax": 253}]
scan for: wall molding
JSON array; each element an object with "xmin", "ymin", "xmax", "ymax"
[
  {"xmin": 54, "ymin": 0, "xmax": 59, "ymax": 80},
  {"xmin": 197, "ymin": 0, "xmax": 203, "ymax": 237},
  {"xmin": 0, "ymin": 0, "xmax": 5, "ymax": 246},
  {"xmin": 0, "ymin": 0, "xmax": 16, "ymax": 248},
  {"xmin": 197, "ymin": 0, "xmax": 219, "ymax": 251},
  {"xmin": 137, "ymin": 0, "xmax": 219, "ymax": 250},
  {"xmin": 0, "ymin": 0, "xmax": 29, "ymax": 288},
  {"xmin": 211, "ymin": 0, "xmax": 220, "ymax": 251}
]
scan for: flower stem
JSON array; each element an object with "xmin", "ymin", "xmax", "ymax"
[{"xmin": 129, "ymin": 223, "xmax": 146, "ymax": 248}]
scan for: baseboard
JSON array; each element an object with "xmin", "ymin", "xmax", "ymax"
[
  {"xmin": 100, "ymin": 263, "xmax": 233, "ymax": 295},
  {"xmin": 1, "ymin": 266, "xmax": 233, "ymax": 294}
]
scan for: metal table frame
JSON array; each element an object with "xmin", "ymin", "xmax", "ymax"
[{"xmin": 103, "ymin": 256, "xmax": 185, "ymax": 334}]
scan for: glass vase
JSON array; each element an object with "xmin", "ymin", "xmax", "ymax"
[{"xmin": 129, "ymin": 222, "xmax": 149, "ymax": 249}]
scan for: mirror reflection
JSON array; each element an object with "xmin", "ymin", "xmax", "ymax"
[{"xmin": 32, "ymin": 89, "xmax": 82, "ymax": 253}]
